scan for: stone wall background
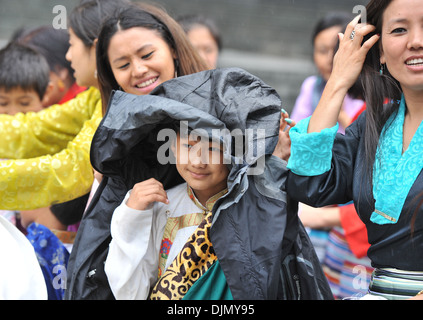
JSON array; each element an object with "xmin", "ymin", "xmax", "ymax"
[{"xmin": 0, "ymin": 0, "xmax": 367, "ymax": 111}]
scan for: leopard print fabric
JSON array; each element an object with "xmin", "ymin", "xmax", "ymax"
[{"xmin": 149, "ymin": 211, "xmax": 216, "ymax": 300}]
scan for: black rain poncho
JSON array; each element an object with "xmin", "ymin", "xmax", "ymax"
[{"xmin": 65, "ymin": 68, "xmax": 332, "ymax": 300}]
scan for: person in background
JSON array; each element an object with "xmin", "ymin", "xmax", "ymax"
[
  {"xmin": 284, "ymin": 12, "xmax": 373, "ymax": 299},
  {"xmin": 0, "ymin": 214, "xmax": 47, "ymax": 299},
  {"xmin": 9, "ymin": 25, "xmax": 91, "ymax": 234},
  {"xmin": 291, "ymin": 12, "xmax": 363, "ymax": 134},
  {"xmin": 0, "ymin": 41, "xmax": 51, "ymax": 227},
  {"xmin": 20, "ymin": 193, "xmax": 89, "ymax": 300},
  {"xmin": 177, "ymin": 14, "xmax": 221, "ymax": 69},
  {"xmin": 12, "ymin": 25, "xmax": 86, "ymax": 106},
  {"xmin": 0, "ymin": 42, "xmax": 50, "ymax": 115},
  {"xmin": 0, "ymin": 0, "xmax": 130, "ymax": 212}
]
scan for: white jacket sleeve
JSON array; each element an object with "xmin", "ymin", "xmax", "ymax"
[
  {"xmin": 0, "ymin": 215, "xmax": 47, "ymax": 300},
  {"xmin": 105, "ymin": 192, "xmax": 164, "ymax": 300}
]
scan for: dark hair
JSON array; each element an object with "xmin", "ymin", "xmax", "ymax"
[
  {"xmin": 50, "ymin": 193, "xmax": 90, "ymax": 226},
  {"xmin": 312, "ymin": 12, "xmax": 353, "ymax": 47},
  {"xmin": 14, "ymin": 25, "xmax": 75, "ymax": 82},
  {"xmin": 69, "ymin": 0, "xmax": 131, "ymax": 48},
  {"xmin": 360, "ymin": 0, "xmax": 402, "ymax": 178},
  {"xmin": 96, "ymin": 2, "xmax": 208, "ymax": 113},
  {"xmin": 177, "ymin": 14, "xmax": 222, "ymax": 51},
  {"xmin": 0, "ymin": 42, "xmax": 50, "ymax": 99}
]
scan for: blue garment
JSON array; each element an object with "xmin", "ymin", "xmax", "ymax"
[
  {"xmin": 288, "ymin": 95, "xmax": 423, "ymax": 225},
  {"xmin": 286, "ymin": 108, "xmax": 423, "ymax": 271},
  {"xmin": 371, "ymin": 95, "xmax": 423, "ymax": 225},
  {"xmin": 287, "ymin": 116, "xmax": 338, "ymax": 176},
  {"xmin": 26, "ymin": 223, "xmax": 69, "ymax": 300}
]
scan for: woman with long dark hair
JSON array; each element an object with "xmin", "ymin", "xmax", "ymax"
[
  {"xmin": 65, "ymin": 3, "xmax": 208, "ymax": 300},
  {"xmin": 287, "ymin": 0, "xmax": 423, "ymax": 299}
]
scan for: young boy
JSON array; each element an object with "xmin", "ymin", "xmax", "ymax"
[
  {"xmin": 76, "ymin": 68, "xmax": 333, "ymax": 301},
  {"xmin": 0, "ymin": 41, "xmax": 86, "ymax": 300},
  {"xmin": 105, "ymin": 126, "xmax": 231, "ymax": 300},
  {"xmin": 0, "ymin": 42, "xmax": 51, "ymax": 115}
]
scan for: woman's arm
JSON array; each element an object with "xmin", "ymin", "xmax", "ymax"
[
  {"xmin": 0, "ymin": 87, "xmax": 100, "ymax": 159},
  {"xmin": 0, "ymin": 98, "xmax": 102, "ymax": 210},
  {"xmin": 287, "ymin": 112, "xmax": 365, "ymax": 208}
]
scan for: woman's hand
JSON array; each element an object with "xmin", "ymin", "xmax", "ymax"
[
  {"xmin": 308, "ymin": 15, "xmax": 380, "ymax": 133},
  {"xmin": 273, "ymin": 109, "xmax": 296, "ymax": 161},
  {"xmin": 126, "ymin": 178, "xmax": 169, "ymax": 211},
  {"xmin": 329, "ymin": 15, "xmax": 380, "ymax": 92}
]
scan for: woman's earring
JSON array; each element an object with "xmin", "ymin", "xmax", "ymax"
[
  {"xmin": 57, "ymin": 80, "xmax": 65, "ymax": 92},
  {"xmin": 379, "ymin": 63, "xmax": 385, "ymax": 76},
  {"xmin": 174, "ymin": 59, "xmax": 180, "ymax": 78}
]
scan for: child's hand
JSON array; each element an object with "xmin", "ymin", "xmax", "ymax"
[
  {"xmin": 272, "ymin": 109, "xmax": 296, "ymax": 161},
  {"xmin": 126, "ymin": 178, "xmax": 169, "ymax": 211}
]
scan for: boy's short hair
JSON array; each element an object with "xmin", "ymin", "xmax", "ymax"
[
  {"xmin": 50, "ymin": 193, "xmax": 90, "ymax": 226},
  {"xmin": 0, "ymin": 42, "xmax": 50, "ymax": 99}
]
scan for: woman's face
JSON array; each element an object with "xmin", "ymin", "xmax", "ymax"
[
  {"xmin": 65, "ymin": 28, "xmax": 97, "ymax": 88},
  {"xmin": 108, "ymin": 27, "xmax": 176, "ymax": 95},
  {"xmin": 313, "ymin": 25, "xmax": 342, "ymax": 81},
  {"xmin": 380, "ymin": 0, "xmax": 423, "ymax": 93},
  {"xmin": 187, "ymin": 25, "xmax": 219, "ymax": 69}
]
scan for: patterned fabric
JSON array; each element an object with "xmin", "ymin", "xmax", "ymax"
[
  {"xmin": 287, "ymin": 116, "xmax": 338, "ymax": 176},
  {"xmin": 51, "ymin": 229, "xmax": 77, "ymax": 245},
  {"xmin": 26, "ymin": 223, "xmax": 70, "ymax": 300},
  {"xmin": 158, "ymin": 212, "xmax": 204, "ymax": 278},
  {"xmin": 372, "ymin": 95, "xmax": 423, "ymax": 225},
  {"xmin": 150, "ymin": 187, "xmax": 227, "ymax": 300},
  {"xmin": 369, "ymin": 268, "xmax": 423, "ymax": 300},
  {"xmin": 322, "ymin": 227, "xmax": 373, "ymax": 299},
  {"xmin": 0, "ymin": 87, "xmax": 102, "ymax": 210},
  {"xmin": 149, "ymin": 211, "xmax": 216, "ymax": 300},
  {"xmin": 288, "ymin": 96, "xmax": 423, "ymax": 226}
]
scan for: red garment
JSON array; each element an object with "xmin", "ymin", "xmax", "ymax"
[
  {"xmin": 339, "ymin": 204, "xmax": 370, "ymax": 259},
  {"xmin": 58, "ymin": 83, "xmax": 87, "ymax": 104},
  {"xmin": 351, "ymin": 102, "xmax": 366, "ymax": 122}
]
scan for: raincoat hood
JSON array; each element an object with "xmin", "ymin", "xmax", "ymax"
[
  {"xmin": 67, "ymin": 68, "xmax": 332, "ymax": 300},
  {"xmin": 91, "ymin": 68, "xmax": 281, "ymax": 187}
]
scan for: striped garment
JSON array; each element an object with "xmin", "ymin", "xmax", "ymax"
[
  {"xmin": 369, "ymin": 268, "xmax": 423, "ymax": 300},
  {"xmin": 322, "ymin": 227, "xmax": 374, "ymax": 299}
]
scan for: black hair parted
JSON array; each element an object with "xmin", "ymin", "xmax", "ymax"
[
  {"xmin": 69, "ymin": 0, "xmax": 132, "ymax": 47},
  {"xmin": 0, "ymin": 42, "xmax": 50, "ymax": 99}
]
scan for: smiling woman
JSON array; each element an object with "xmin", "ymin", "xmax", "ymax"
[
  {"xmin": 107, "ymin": 27, "xmax": 176, "ymax": 96},
  {"xmin": 96, "ymin": 2, "xmax": 208, "ymax": 113},
  {"xmin": 286, "ymin": 0, "xmax": 423, "ymax": 300}
]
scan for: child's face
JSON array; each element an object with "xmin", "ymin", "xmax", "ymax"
[
  {"xmin": 313, "ymin": 25, "xmax": 342, "ymax": 82},
  {"xmin": 0, "ymin": 87, "xmax": 44, "ymax": 115},
  {"xmin": 173, "ymin": 133, "xmax": 229, "ymax": 201}
]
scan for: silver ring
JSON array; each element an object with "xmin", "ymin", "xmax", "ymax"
[{"xmin": 350, "ymin": 30, "xmax": 356, "ymax": 40}]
